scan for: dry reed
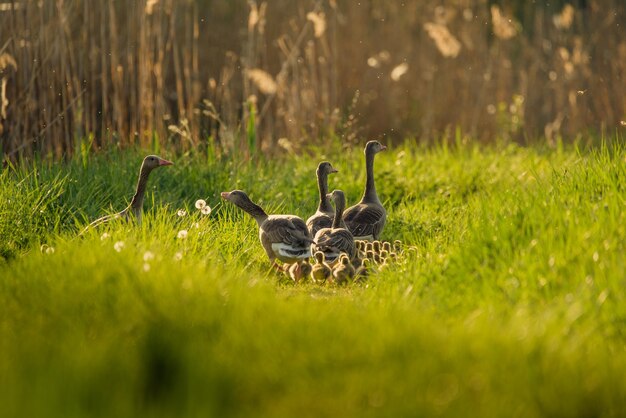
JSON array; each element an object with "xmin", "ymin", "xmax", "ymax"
[{"xmin": 0, "ymin": 1, "xmax": 624, "ymax": 159}]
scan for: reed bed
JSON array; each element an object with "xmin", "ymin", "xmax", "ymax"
[{"xmin": 0, "ymin": 0, "xmax": 624, "ymax": 159}]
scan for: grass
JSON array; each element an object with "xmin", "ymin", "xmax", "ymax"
[{"xmin": 1, "ymin": 139, "xmax": 625, "ymax": 417}]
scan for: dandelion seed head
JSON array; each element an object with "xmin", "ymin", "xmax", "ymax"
[
  {"xmin": 100, "ymin": 232, "xmax": 111, "ymax": 241},
  {"xmin": 143, "ymin": 263, "xmax": 151, "ymax": 272},
  {"xmin": 177, "ymin": 209, "xmax": 187, "ymax": 217},
  {"xmin": 195, "ymin": 199, "xmax": 207, "ymax": 209},
  {"xmin": 143, "ymin": 251, "xmax": 155, "ymax": 261},
  {"xmin": 114, "ymin": 241, "xmax": 125, "ymax": 252},
  {"xmin": 177, "ymin": 230, "xmax": 188, "ymax": 239},
  {"xmin": 201, "ymin": 206, "xmax": 212, "ymax": 215},
  {"xmin": 174, "ymin": 251, "xmax": 183, "ymax": 261}
]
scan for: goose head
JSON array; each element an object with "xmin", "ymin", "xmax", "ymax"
[
  {"xmin": 365, "ymin": 140, "xmax": 387, "ymax": 156},
  {"xmin": 314, "ymin": 251, "xmax": 326, "ymax": 264},
  {"xmin": 143, "ymin": 155, "xmax": 173, "ymax": 170},
  {"xmin": 317, "ymin": 161, "xmax": 338, "ymax": 176},
  {"xmin": 220, "ymin": 190, "xmax": 249, "ymax": 204},
  {"xmin": 326, "ymin": 189, "xmax": 346, "ymax": 208}
]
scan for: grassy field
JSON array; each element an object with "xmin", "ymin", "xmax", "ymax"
[{"xmin": 1, "ymin": 139, "xmax": 625, "ymax": 417}]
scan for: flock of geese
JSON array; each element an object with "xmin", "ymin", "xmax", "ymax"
[{"xmin": 84, "ymin": 141, "xmax": 405, "ymax": 284}]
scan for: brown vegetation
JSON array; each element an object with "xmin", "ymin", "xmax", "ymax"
[{"xmin": 0, "ymin": 0, "xmax": 624, "ymax": 158}]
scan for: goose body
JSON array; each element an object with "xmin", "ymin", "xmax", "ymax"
[
  {"xmin": 312, "ymin": 190, "xmax": 355, "ymax": 264},
  {"xmin": 343, "ymin": 141, "xmax": 386, "ymax": 241},
  {"xmin": 306, "ymin": 161, "xmax": 340, "ymax": 236},
  {"xmin": 311, "ymin": 251, "xmax": 332, "ymax": 283},
  {"xmin": 81, "ymin": 155, "xmax": 173, "ymax": 234},
  {"xmin": 221, "ymin": 190, "xmax": 313, "ymax": 265},
  {"xmin": 332, "ymin": 254, "xmax": 355, "ymax": 285}
]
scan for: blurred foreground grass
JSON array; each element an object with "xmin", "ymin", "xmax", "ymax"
[{"xmin": 1, "ymin": 139, "xmax": 625, "ymax": 417}]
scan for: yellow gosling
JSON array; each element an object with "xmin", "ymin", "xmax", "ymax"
[
  {"xmin": 332, "ymin": 254, "xmax": 355, "ymax": 285},
  {"xmin": 311, "ymin": 251, "xmax": 332, "ymax": 284}
]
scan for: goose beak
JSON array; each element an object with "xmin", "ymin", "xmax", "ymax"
[
  {"xmin": 158, "ymin": 158, "xmax": 174, "ymax": 166},
  {"xmin": 330, "ymin": 168, "xmax": 339, "ymax": 173},
  {"xmin": 220, "ymin": 192, "xmax": 230, "ymax": 200},
  {"xmin": 380, "ymin": 145, "xmax": 387, "ymax": 151}
]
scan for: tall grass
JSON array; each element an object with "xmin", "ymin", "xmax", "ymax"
[
  {"xmin": 0, "ymin": 1, "xmax": 624, "ymax": 159},
  {"xmin": 1, "ymin": 139, "xmax": 625, "ymax": 417}
]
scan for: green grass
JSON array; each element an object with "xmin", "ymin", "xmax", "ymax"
[{"xmin": 1, "ymin": 139, "xmax": 625, "ymax": 417}]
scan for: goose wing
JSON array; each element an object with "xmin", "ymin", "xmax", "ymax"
[
  {"xmin": 342, "ymin": 203, "xmax": 386, "ymax": 240},
  {"xmin": 313, "ymin": 228, "xmax": 355, "ymax": 261},
  {"xmin": 306, "ymin": 212, "xmax": 333, "ymax": 236},
  {"xmin": 262, "ymin": 216, "xmax": 314, "ymax": 247}
]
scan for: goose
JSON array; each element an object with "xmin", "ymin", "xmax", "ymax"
[
  {"xmin": 287, "ymin": 259, "xmax": 313, "ymax": 283},
  {"xmin": 343, "ymin": 140, "xmax": 386, "ymax": 241},
  {"xmin": 221, "ymin": 190, "xmax": 313, "ymax": 272},
  {"xmin": 311, "ymin": 251, "xmax": 332, "ymax": 284},
  {"xmin": 312, "ymin": 190, "xmax": 356, "ymax": 264},
  {"xmin": 306, "ymin": 161, "xmax": 339, "ymax": 236},
  {"xmin": 355, "ymin": 258, "xmax": 372, "ymax": 281},
  {"xmin": 332, "ymin": 254, "xmax": 355, "ymax": 285},
  {"xmin": 299, "ymin": 259, "xmax": 312, "ymax": 281},
  {"xmin": 81, "ymin": 155, "xmax": 173, "ymax": 233}
]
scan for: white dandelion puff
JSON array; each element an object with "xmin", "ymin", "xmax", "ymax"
[
  {"xmin": 114, "ymin": 241, "xmax": 125, "ymax": 252},
  {"xmin": 100, "ymin": 232, "xmax": 111, "ymax": 241},
  {"xmin": 46, "ymin": 246, "xmax": 55, "ymax": 254},
  {"xmin": 143, "ymin": 263, "xmax": 151, "ymax": 272},
  {"xmin": 143, "ymin": 251, "xmax": 155, "ymax": 261},
  {"xmin": 201, "ymin": 206, "xmax": 212, "ymax": 215},
  {"xmin": 177, "ymin": 230, "xmax": 188, "ymax": 239},
  {"xmin": 177, "ymin": 209, "xmax": 187, "ymax": 217},
  {"xmin": 174, "ymin": 251, "xmax": 183, "ymax": 261},
  {"xmin": 195, "ymin": 199, "xmax": 207, "ymax": 209}
]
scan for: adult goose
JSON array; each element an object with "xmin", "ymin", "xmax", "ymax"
[
  {"xmin": 306, "ymin": 161, "xmax": 339, "ymax": 236},
  {"xmin": 312, "ymin": 189, "xmax": 355, "ymax": 264},
  {"xmin": 81, "ymin": 155, "xmax": 173, "ymax": 233},
  {"xmin": 343, "ymin": 140, "xmax": 387, "ymax": 241},
  {"xmin": 221, "ymin": 190, "xmax": 313, "ymax": 271}
]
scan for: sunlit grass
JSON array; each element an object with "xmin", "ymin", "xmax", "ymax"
[{"xmin": 1, "ymin": 140, "xmax": 625, "ymax": 417}]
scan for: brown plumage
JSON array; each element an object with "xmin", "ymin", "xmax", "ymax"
[
  {"xmin": 312, "ymin": 190, "xmax": 356, "ymax": 264},
  {"xmin": 306, "ymin": 162, "xmax": 340, "ymax": 236},
  {"xmin": 311, "ymin": 251, "xmax": 332, "ymax": 283},
  {"xmin": 355, "ymin": 258, "xmax": 372, "ymax": 281},
  {"xmin": 287, "ymin": 259, "xmax": 312, "ymax": 283},
  {"xmin": 221, "ymin": 190, "xmax": 313, "ymax": 267},
  {"xmin": 342, "ymin": 140, "xmax": 387, "ymax": 241},
  {"xmin": 332, "ymin": 254, "xmax": 355, "ymax": 285},
  {"xmin": 81, "ymin": 155, "xmax": 173, "ymax": 234}
]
